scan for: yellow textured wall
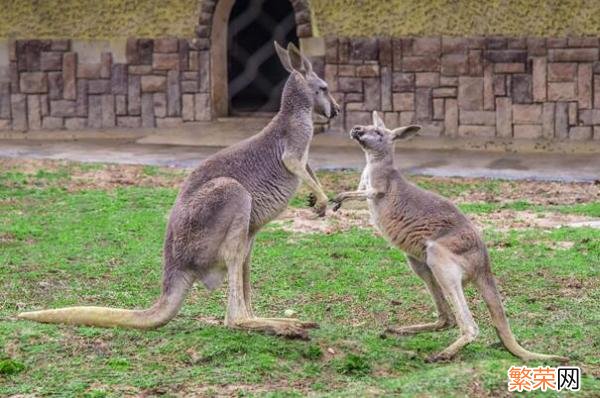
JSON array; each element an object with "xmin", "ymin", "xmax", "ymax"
[
  {"xmin": 0, "ymin": 0, "xmax": 200, "ymax": 39},
  {"xmin": 2, "ymin": 0, "xmax": 600, "ymax": 39},
  {"xmin": 310, "ymin": 0, "xmax": 600, "ymax": 37}
]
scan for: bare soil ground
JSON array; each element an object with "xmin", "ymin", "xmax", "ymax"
[
  {"xmin": 304, "ymin": 170, "xmax": 600, "ymax": 206},
  {"xmin": 456, "ymin": 180, "xmax": 596, "ymax": 205},
  {"xmin": 273, "ymin": 207, "xmax": 600, "ymax": 234},
  {"xmin": 2, "ymin": 158, "xmax": 598, "ymax": 203},
  {"xmin": 3, "ymin": 158, "xmax": 599, "ymax": 233},
  {"xmin": 0, "ymin": 158, "xmax": 186, "ymax": 190}
]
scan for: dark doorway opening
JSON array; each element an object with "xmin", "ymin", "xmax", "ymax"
[{"xmin": 227, "ymin": 0, "xmax": 298, "ymax": 116}]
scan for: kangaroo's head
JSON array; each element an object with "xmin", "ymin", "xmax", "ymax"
[
  {"xmin": 274, "ymin": 41, "xmax": 340, "ymax": 119},
  {"xmin": 350, "ymin": 111, "xmax": 421, "ymax": 157}
]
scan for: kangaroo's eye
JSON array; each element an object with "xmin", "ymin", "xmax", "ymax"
[{"xmin": 319, "ymin": 86, "xmax": 327, "ymax": 92}]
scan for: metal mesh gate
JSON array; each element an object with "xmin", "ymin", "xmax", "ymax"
[{"xmin": 227, "ymin": 0, "xmax": 299, "ymax": 115}]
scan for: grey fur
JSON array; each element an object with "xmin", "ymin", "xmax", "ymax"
[
  {"xmin": 332, "ymin": 111, "xmax": 568, "ymax": 362},
  {"xmin": 18, "ymin": 42, "xmax": 340, "ymax": 339}
]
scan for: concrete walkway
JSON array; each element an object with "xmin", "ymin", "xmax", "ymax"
[{"xmin": 0, "ymin": 120, "xmax": 599, "ymax": 182}]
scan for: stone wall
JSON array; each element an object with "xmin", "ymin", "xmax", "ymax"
[
  {"xmin": 1, "ymin": 39, "xmax": 210, "ymax": 131},
  {"xmin": 325, "ymin": 36, "xmax": 600, "ymax": 141},
  {"xmin": 5, "ymin": 34, "xmax": 600, "ymax": 142}
]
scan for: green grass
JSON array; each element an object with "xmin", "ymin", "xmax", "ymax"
[
  {"xmin": 458, "ymin": 201, "xmax": 600, "ymax": 216},
  {"xmin": 1, "ymin": 165, "xmax": 599, "ymax": 396}
]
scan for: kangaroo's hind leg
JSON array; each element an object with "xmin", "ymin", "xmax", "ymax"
[
  {"xmin": 386, "ymin": 256, "xmax": 456, "ymax": 336},
  {"xmin": 223, "ymin": 229, "xmax": 314, "ymax": 338},
  {"xmin": 241, "ymin": 234, "xmax": 316, "ymax": 329},
  {"xmin": 424, "ymin": 241, "xmax": 479, "ymax": 362},
  {"xmin": 220, "ymin": 183, "xmax": 316, "ymax": 339},
  {"xmin": 242, "ymin": 236, "xmax": 255, "ymax": 318}
]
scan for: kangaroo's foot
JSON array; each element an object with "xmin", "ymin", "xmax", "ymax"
[
  {"xmin": 425, "ymin": 331, "xmax": 478, "ymax": 363},
  {"xmin": 385, "ymin": 318, "xmax": 455, "ymax": 336},
  {"xmin": 227, "ymin": 317, "xmax": 318, "ymax": 340},
  {"xmin": 261, "ymin": 317, "xmax": 319, "ymax": 329}
]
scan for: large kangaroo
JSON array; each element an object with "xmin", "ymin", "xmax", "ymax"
[
  {"xmin": 332, "ymin": 111, "xmax": 568, "ymax": 362},
  {"xmin": 18, "ymin": 42, "xmax": 340, "ymax": 339}
]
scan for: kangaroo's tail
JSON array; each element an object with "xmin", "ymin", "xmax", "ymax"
[
  {"xmin": 475, "ymin": 272, "xmax": 568, "ymax": 363},
  {"xmin": 18, "ymin": 271, "xmax": 194, "ymax": 330}
]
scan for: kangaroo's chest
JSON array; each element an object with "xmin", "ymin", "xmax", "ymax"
[{"xmin": 248, "ymin": 164, "xmax": 300, "ymax": 231}]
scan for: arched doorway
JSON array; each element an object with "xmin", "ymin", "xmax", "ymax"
[
  {"xmin": 227, "ymin": 0, "xmax": 298, "ymax": 116},
  {"xmin": 204, "ymin": 0, "xmax": 314, "ymax": 118}
]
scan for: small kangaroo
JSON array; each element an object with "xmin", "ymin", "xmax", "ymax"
[
  {"xmin": 18, "ymin": 42, "xmax": 340, "ymax": 339},
  {"xmin": 332, "ymin": 111, "xmax": 568, "ymax": 362}
]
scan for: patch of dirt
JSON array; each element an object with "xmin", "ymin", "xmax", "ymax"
[
  {"xmin": 581, "ymin": 364, "xmax": 600, "ymax": 379},
  {"xmin": 0, "ymin": 158, "xmax": 69, "ymax": 174},
  {"xmin": 66, "ymin": 335, "xmax": 113, "ymax": 357},
  {"xmin": 272, "ymin": 208, "xmax": 373, "ymax": 234},
  {"xmin": 69, "ymin": 165, "xmax": 185, "ymax": 191},
  {"xmin": 274, "ymin": 207, "xmax": 600, "ymax": 234},
  {"xmin": 194, "ymin": 316, "xmax": 223, "ymax": 326},
  {"xmin": 3, "ymin": 340, "xmax": 20, "ymax": 358},
  {"xmin": 0, "ymin": 158, "xmax": 185, "ymax": 191},
  {"xmin": 469, "ymin": 209, "xmax": 600, "ymax": 231},
  {"xmin": 3, "ymin": 158, "xmax": 599, "ymax": 203},
  {"xmin": 454, "ymin": 179, "xmax": 599, "ymax": 205},
  {"xmin": 556, "ymin": 276, "xmax": 591, "ymax": 299},
  {"xmin": 33, "ymin": 280, "xmax": 69, "ymax": 296},
  {"xmin": 468, "ymin": 381, "xmax": 508, "ymax": 398},
  {"xmin": 172, "ymin": 380, "xmax": 315, "ymax": 397},
  {"xmin": 0, "ymin": 232, "xmax": 15, "ymax": 244},
  {"xmin": 310, "ymin": 172, "xmax": 599, "ymax": 205}
]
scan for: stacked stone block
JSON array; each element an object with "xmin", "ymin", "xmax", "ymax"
[
  {"xmin": 4, "ymin": 32, "xmax": 600, "ymax": 143},
  {"xmin": 1, "ymin": 39, "xmax": 211, "ymax": 131},
  {"xmin": 325, "ymin": 36, "xmax": 600, "ymax": 140}
]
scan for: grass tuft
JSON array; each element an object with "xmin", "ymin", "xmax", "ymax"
[
  {"xmin": 335, "ymin": 353, "xmax": 371, "ymax": 376},
  {"xmin": 0, "ymin": 358, "xmax": 25, "ymax": 375}
]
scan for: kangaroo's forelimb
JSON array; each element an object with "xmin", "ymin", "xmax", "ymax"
[
  {"xmin": 305, "ymin": 164, "xmax": 322, "ymax": 209},
  {"xmin": 331, "ymin": 190, "xmax": 379, "ymax": 211},
  {"xmin": 283, "ymin": 153, "xmax": 328, "ymax": 216}
]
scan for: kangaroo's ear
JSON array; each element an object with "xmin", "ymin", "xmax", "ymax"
[
  {"xmin": 391, "ymin": 125, "xmax": 421, "ymax": 140},
  {"xmin": 274, "ymin": 41, "xmax": 294, "ymax": 73},
  {"xmin": 302, "ymin": 54, "xmax": 313, "ymax": 74},
  {"xmin": 372, "ymin": 111, "xmax": 385, "ymax": 129},
  {"xmin": 287, "ymin": 42, "xmax": 312, "ymax": 75}
]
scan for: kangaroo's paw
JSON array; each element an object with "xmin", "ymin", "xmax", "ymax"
[{"xmin": 312, "ymin": 200, "xmax": 327, "ymax": 217}]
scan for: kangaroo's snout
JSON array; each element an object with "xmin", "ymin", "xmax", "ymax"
[
  {"xmin": 331, "ymin": 102, "xmax": 340, "ymax": 118},
  {"xmin": 350, "ymin": 127, "xmax": 364, "ymax": 140},
  {"xmin": 328, "ymin": 97, "xmax": 341, "ymax": 119}
]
